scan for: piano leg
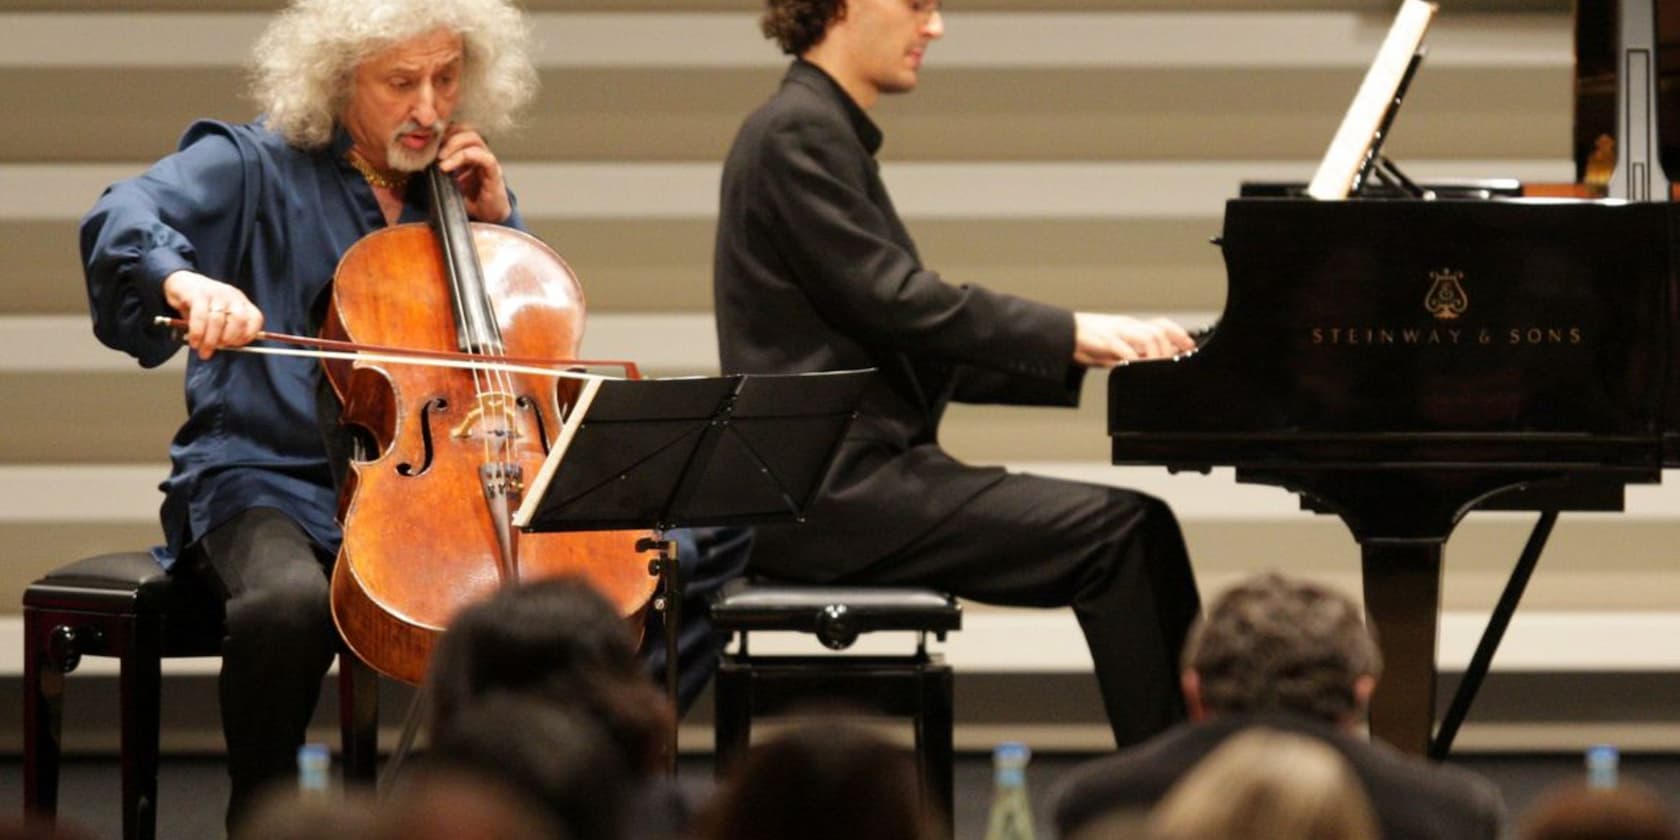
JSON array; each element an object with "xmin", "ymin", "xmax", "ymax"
[{"xmin": 1360, "ymin": 540, "xmax": 1442, "ymax": 757}]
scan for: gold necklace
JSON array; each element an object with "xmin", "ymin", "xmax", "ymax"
[{"xmin": 346, "ymin": 149, "xmax": 409, "ymax": 191}]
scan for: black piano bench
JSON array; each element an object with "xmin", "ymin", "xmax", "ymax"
[
  {"xmin": 21, "ymin": 551, "xmax": 379, "ymax": 840},
  {"xmin": 709, "ymin": 578, "xmax": 963, "ymax": 831}
]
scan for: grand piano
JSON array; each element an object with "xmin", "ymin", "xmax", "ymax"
[{"xmin": 1109, "ymin": 0, "xmax": 1680, "ymax": 758}]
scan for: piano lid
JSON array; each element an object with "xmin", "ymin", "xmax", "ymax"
[
  {"xmin": 1573, "ymin": 0, "xmax": 1678, "ymax": 198},
  {"xmin": 1298, "ymin": 1, "xmax": 1680, "ymax": 201}
]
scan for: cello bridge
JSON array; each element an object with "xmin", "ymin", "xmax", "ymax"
[{"xmin": 451, "ymin": 392, "xmax": 523, "ymax": 440}]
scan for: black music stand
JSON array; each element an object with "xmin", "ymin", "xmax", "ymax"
[{"xmin": 512, "ymin": 369, "xmax": 872, "ymax": 769}]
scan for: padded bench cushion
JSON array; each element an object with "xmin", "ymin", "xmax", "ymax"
[
  {"xmin": 711, "ymin": 577, "xmax": 961, "ymax": 647},
  {"xmin": 24, "ymin": 551, "xmax": 215, "ymax": 619},
  {"xmin": 39, "ymin": 551, "xmax": 168, "ymax": 589}
]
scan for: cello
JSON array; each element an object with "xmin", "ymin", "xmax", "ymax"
[{"xmin": 318, "ymin": 163, "xmax": 656, "ymax": 685}]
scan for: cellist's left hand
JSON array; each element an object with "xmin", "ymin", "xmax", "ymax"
[{"xmin": 438, "ymin": 124, "xmax": 512, "ymax": 224}]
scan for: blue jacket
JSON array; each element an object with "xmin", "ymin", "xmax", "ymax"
[{"xmin": 80, "ymin": 119, "xmax": 524, "ymax": 565}]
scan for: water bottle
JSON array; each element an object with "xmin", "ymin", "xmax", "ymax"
[
  {"xmin": 984, "ymin": 741, "xmax": 1036, "ymax": 840},
  {"xmin": 297, "ymin": 742, "xmax": 332, "ymax": 795},
  {"xmin": 1585, "ymin": 744, "xmax": 1619, "ymax": 789}
]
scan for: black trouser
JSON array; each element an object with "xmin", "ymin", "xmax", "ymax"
[
  {"xmin": 639, "ymin": 526, "xmax": 754, "ymax": 715},
  {"xmin": 185, "ymin": 507, "xmax": 338, "ymax": 833},
  {"xmin": 822, "ymin": 475, "xmax": 1201, "ymax": 748}
]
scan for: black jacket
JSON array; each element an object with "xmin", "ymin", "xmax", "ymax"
[
  {"xmin": 713, "ymin": 59, "xmax": 1084, "ymax": 579},
  {"xmin": 1050, "ymin": 713, "xmax": 1507, "ymax": 840}
]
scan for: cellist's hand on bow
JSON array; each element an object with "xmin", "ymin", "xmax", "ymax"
[
  {"xmin": 163, "ymin": 270, "xmax": 264, "ymax": 360},
  {"xmin": 438, "ymin": 124, "xmax": 512, "ymax": 224}
]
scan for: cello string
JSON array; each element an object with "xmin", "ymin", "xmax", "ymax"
[
  {"xmin": 437, "ymin": 168, "xmax": 528, "ymax": 482},
  {"xmin": 442, "ymin": 167, "xmax": 526, "ymax": 503},
  {"xmin": 481, "ymin": 287, "xmax": 520, "ymax": 483},
  {"xmin": 430, "ymin": 165, "xmax": 502, "ymax": 471}
]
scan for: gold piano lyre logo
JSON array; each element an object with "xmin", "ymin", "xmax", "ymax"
[{"xmin": 1424, "ymin": 269, "xmax": 1468, "ymax": 320}]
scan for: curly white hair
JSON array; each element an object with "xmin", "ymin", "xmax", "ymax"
[{"xmin": 250, "ymin": 0, "xmax": 537, "ymax": 149}]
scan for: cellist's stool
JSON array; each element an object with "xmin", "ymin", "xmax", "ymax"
[
  {"xmin": 710, "ymin": 578, "xmax": 962, "ymax": 829},
  {"xmin": 21, "ymin": 551, "xmax": 379, "ymax": 840}
]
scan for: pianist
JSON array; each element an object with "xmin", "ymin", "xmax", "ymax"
[{"xmin": 712, "ymin": 0, "xmax": 1202, "ymax": 747}]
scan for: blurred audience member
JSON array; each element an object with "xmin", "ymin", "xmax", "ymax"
[
  {"xmin": 426, "ymin": 576, "xmax": 672, "ymax": 772},
  {"xmin": 423, "ymin": 576, "xmax": 693, "ymax": 836},
  {"xmin": 697, "ymin": 719, "xmax": 943, "ymax": 840},
  {"xmin": 1520, "ymin": 780, "xmax": 1678, "ymax": 840},
  {"xmin": 0, "ymin": 816, "xmax": 96, "ymax": 840},
  {"xmin": 1151, "ymin": 728, "xmax": 1379, "ymax": 840},
  {"xmin": 379, "ymin": 762, "xmax": 568, "ymax": 840},
  {"xmin": 420, "ymin": 691, "xmax": 630, "ymax": 840},
  {"xmin": 1052, "ymin": 572, "xmax": 1505, "ymax": 840},
  {"xmin": 1065, "ymin": 808, "xmax": 1157, "ymax": 840},
  {"xmin": 232, "ymin": 788, "xmax": 380, "ymax": 839},
  {"xmin": 233, "ymin": 748, "xmax": 563, "ymax": 840}
]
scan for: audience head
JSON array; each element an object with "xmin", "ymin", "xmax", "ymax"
[
  {"xmin": 0, "ymin": 817, "xmax": 96, "ymax": 840},
  {"xmin": 1065, "ymin": 809, "xmax": 1159, "ymax": 840},
  {"xmin": 1182, "ymin": 572, "xmax": 1381, "ymax": 728},
  {"xmin": 426, "ymin": 576, "xmax": 673, "ymax": 774},
  {"xmin": 421, "ymin": 691, "xmax": 631, "ymax": 840},
  {"xmin": 233, "ymin": 744, "xmax": 568, "ymax": 840},
  {"xmin": 1151, "ymin": 728, "xmax": 1380, "ymax": 840},
  {"xmin": 1520, "ymin": 780, "xmax": 1678, "ymax": 840},
  {"xmin": 232, "ymin": 788, "xmax": 381, "ymax": 840},
  {"xmin": 381, "ymin": 757, "xmax": 573, "ymax": 840},
  {"xmin": 697, "ymin": 718, "xmax": 943, "ymax": 840}
]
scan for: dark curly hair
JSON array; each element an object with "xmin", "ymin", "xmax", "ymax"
[{"xmin": 761, "ymin": 0, "xmax": 844, "ymax": 56}]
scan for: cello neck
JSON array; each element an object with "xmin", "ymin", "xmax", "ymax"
[{"xmin": 426, "ymin": 164, "xmax": 505, "ymax": 355}]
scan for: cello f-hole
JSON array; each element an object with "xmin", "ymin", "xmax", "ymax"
[
  {"xmin": 395, "ymin": 397, "xmax": 447, "ymax": 477},
  {"xmin": 515, "ymin": 395, "xmax": 552, "ymax": 452}
]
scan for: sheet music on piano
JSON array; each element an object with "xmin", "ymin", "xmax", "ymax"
[{"xmin": 1307, "ymin": 0, "xmax": 1439, "ymax": 199}]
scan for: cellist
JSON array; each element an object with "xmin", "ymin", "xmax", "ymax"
[{"xmin": 82, "ymin": 1, "xmax": 602, "ymax": 830}]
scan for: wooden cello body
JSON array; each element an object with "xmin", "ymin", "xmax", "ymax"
[{"xmin": 322, "ymin": 167, "xmax": 655, "ymax": 684}]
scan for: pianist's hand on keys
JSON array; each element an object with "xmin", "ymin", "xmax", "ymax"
[{"xmin": 1073, "ymin": 313, "xmax": 1196, "ymax": 367}]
